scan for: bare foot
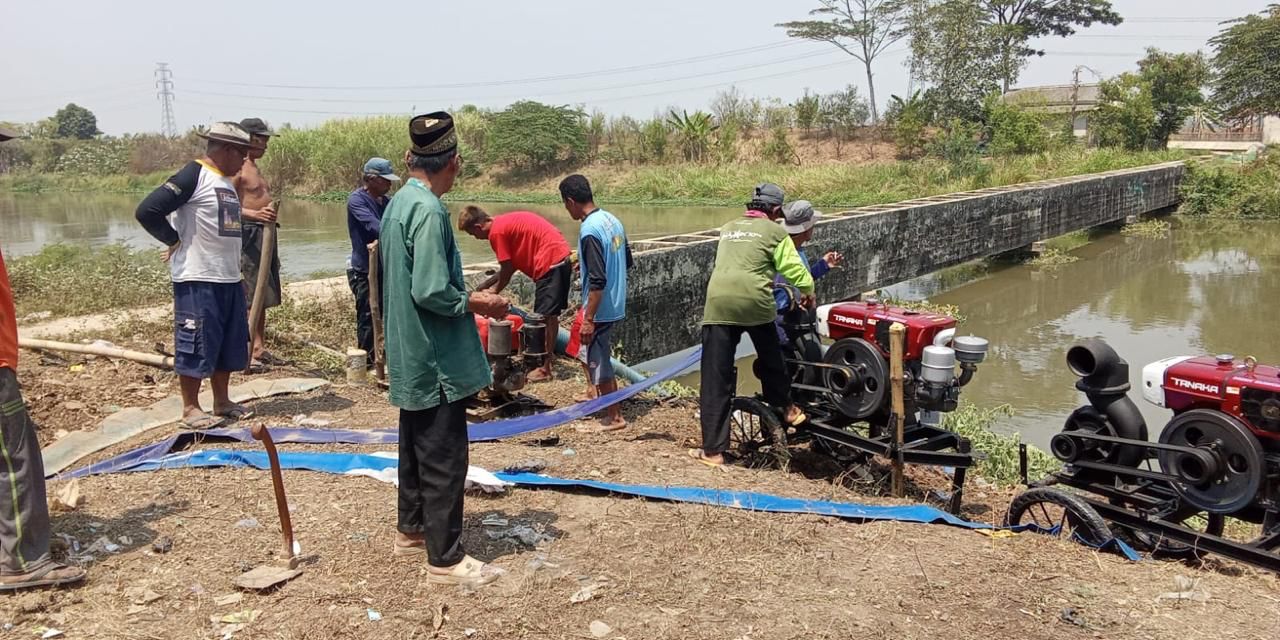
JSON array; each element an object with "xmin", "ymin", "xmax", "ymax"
[
  {"xmin": 393, "ymin": 532, "xmax": 425, "ymax": 557},
  {"xmin": 526, "ymin": 368, "xmax": 553, "ymax": 383}
]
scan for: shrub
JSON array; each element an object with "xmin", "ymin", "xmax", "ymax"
[
  {"xmin": 985, "ymin": 97, "xmax": 1049, "ymax": 155},
  {"xmin": 486, "ymin": 101, "xmax": 588, "ymax": 172}
]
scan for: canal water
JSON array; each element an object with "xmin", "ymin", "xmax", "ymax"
[
  {"xmin": 671, "ymin": 219, "xmax": 1280, "ymax": 449},
  {"xmin": 0, "ymin": 192, "xmax": 741, "ymax": 279},
  {"xmin": 3, "ymin": 191, "xmax": 1276, "ymax": 449}
]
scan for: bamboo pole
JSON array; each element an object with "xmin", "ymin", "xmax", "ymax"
[
  {"xmin": 19, "ymin": 337, "xmax": 174, "ymax": 369},
  {"xmin": 245, "ymin": 201, "xmax": 279, "ymax": 373},
  {"xmin": 889, "ymin": 322, "xmax": 907, "ymax": 498},
  {"xmin": 366, "ymin": 241, "xmax": 385, "ymax": 382}
]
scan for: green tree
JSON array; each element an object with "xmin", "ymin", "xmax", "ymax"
[
  {"xmin": 666, "ymin": 110, "xmax": 715, "ymax": 162},
  {"xmin": 1091, "ymin": 73, "xmax": 1156, "ymax": 150},
  {"xmin": 486, "ymin": 101, "xmax": 587, "ymax": 171},
  {"xmin": 778, "ymin": 0, "xmax": 912, "ymax": 123},
  {"xmin": 886, "ymin": 91, "xmax": 931, "ymax": 158},
  {"xmin": 984, "ymin": 95, "xmax": 1049, "ymax": 154},
  {"xmin": 820, "ymin": 85, "xmax": 871, "ymax": 158},
  {"xmin": 1209, "ymin": 4, "xmax": 1280, "ymax": 120},
  {"xmin": 53, "ymin": 103, "xmax": 99, "ymax": 139},
  {"xmin": 974, "ymin": 1, "xmax": 1123, "ymax": 92},
  {"xmin": 1136, "ymin": 48, "xmax": 1209, "ymax": 145},
  {"xmin": 907, "ymin": 0, "xmax": 1003, "ymax": 122},
  {"xmin": 794, "ymin": 90, "xmax": 822, "ymax": 134},
  {"xmin": 640, "ymin": 118, "xmax": 669, "ymax": 162}
]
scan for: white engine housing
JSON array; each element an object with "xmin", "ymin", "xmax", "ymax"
[
  {"xmin": 815, "ymin": 303, "xmax": 836, "ymax": 339},
  {"xmin": 1141, "ymin": 356, "xmax": 1193, "ymax": 407}
]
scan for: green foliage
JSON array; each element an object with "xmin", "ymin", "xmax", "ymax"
[
  {"xmin": 975, "ymin": 0, "xmax": 1123, "ymax": 92},
  {"xmin": 710, "ymin": 87, "xmax": 761, "ymax": 133},
  {"xmin": 1179, "ymin": 153, "xmax": 1280, "ymax": 219},
  {"xmin": 54, "ymin": 139, "xmax": 129, "ymax": 174},
  {"xmin": 53, "ymin": 103, "xmax": 100, "ymax": 140},
  {"xmin": 640, "ymin": 118, "xmax": 669, "ymax": 163},
  {"xmin": 1210, "ymin": 5, "xmax": 1280, "ymax": 120},
  {"xmin": 666, "ymin": 110, "xmax": 714, "ymax": 163},
  {"xmin": 714, "ymin": 117, "xmax": 740, "ymax": 164},
  {"xmin": 776, "ymin": 0, "xmax": 912, "ymax": 122},
  {"xmin": 761, "ymin": 128, "xmax": 797, "ymax": 165},
  {"xmin": 907, "ymin": 0, "xmax": 1003, "ymax": 123},
  {"xmin": 258, "ymin": 115, "xmax": 410, "ymax": 194},
  {"xmin": 586, "ymin": 109, "xmax": 607, "ymax": 159},
  {"xmin": 1121, "ymin": 218, "xmax": 1171, "ymax": 238},
  {"xmin": 1092, "ymin": 74, "xmax": 1157, "ymax": 151},
  {"xmin": 1136, "ymin": 48, "xmax": 1210, "ymax": 146},
  {"xmin": 794, "ymin": 90, "xmax": 822, "ymax": 133},
  {"xmin": 886, "ymin": 91, "xmax": 930, "ymax": 159},
  {"xmin": 819, "ymin": 85, "xmax": 870, "ymax": 158},
  {"xmin": 7, "ymin": 243, "xmax": 170, "ymax": 317},
  {"xmin": 984, "ymin": 96, "xmax": 1049, "ymax": 155},
  {"xmin": 763, "ymin": 101, "xmax": 794, "ymax": 130},
  {"xmin": 486, "ymin": 101, "xmax": 588, "ymax": 172},
  {"xmin": 942, "ymin": 404, "xmax": 1059, "ymax": 486}
]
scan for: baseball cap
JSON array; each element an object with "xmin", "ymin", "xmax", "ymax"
[
  {"xmin": 363, "ymin": 157, "xmax": 401, "ymax": 182},
  {"xmin": 781, "ymin": 200, "xmax": 821, "ymax": 234},
  {"xmin": 752, "ymin": 183, "xmax": 785, "ymax": 208}
]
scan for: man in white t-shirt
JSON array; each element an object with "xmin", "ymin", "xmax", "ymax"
[{"xmin": 135, "ymin": 122, "xmax": 255, "ymax": 430}]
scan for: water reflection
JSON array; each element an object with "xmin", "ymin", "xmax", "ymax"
[{"xmin": 0, "ymin": 192, "xmax": 741, "ymax": 279}]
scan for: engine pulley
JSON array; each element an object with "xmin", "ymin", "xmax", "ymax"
[
  {"xmin": 1158, "ymin": 409, "xmax": 1265, "ymax": 514},
  {"xmin": 822, "ymin": 337, "xmax": 888, "ymax": 419}
]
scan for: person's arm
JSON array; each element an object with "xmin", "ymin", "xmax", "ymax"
[
  {"xmin": 408, "ymin": 206, "xmax": 469, "ymax": 318},
  {"xmin": 810, "ymin": 255, "xmax": 832, "ymax": 280},
  {"xmin": 772, "ymin": 236, "xmax": 814, "ymax": 294},
  {"xmin": 773, "ymin": 274, "xmax": 793, "ymax": 312},
  {"xmin": 579, "ymin": 235, "xmax": 607, "ymax": 337},
  {"xmin": 484, "ymin": 261, "xmax": 517, "ymax": 295},
  {"xmin": 348, "ymin": 195, "xmax": 382, "ymax": 240},
  {"xmin": 135, "ymin": 162, "xmax": 199, "ymax": 247},
  {"xmin": 625, "ymin": 239, "xmax": 634, "ymax": 270}
]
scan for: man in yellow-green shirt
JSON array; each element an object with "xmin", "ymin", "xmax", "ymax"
[{"xmin": 692, "ymin": 183, "xmax": 815, "ymax": 466}]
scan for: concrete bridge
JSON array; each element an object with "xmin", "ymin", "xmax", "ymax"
[{"xmin": 465, "ymin": 161, "xmax": 1186, "ymax": 363}]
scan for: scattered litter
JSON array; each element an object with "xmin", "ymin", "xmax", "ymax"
[
  {"xmin": 464, "ymin": 467, "xmax": 511, "ymax": 494},
  {"xmin": 486, "ymin": 524, "xmax": 553, "ymax": 548},
  {"xmin": 524, "ymin": 434, "xmax": 559, "ymax": 447},
  {"xmin": 657, "ymin": 606, "xmax": 686, "ymax": 616},
  {"xmin": 68, "ymin": 364, "xmax": 84, "ymax": 373},
  {"xmin": 189, "ymin": 583, "xmax": 206, "ymax": 595},
  {"xmin": 589, "ymin": 620, "xmax": 612, "ymax": 638},
  {"xmin": 526, "ymin": 554, "xmax": 560, "ymax": 571},
  {"xmin": 347, "ymin": 532, "xmax": 370, "ymax": 542},
  {"xmin": 975, "ymin": 529, "xmax": 1016, "ymax": 539},
  {"xmin": 464, "ymin": 628, "xmax": 477, "ymax": 637},
  {"xmin": 61, "ymin": 401, "xmax": 85, "ymax": 411},
  {"xmin": 220, "ymin": 610, "xmax": 261, "ymax": 625},
  {"xmin": 571, "ymin": 583, "xmax": 606, "ymax": 604},
  {"xmin": 51, "ymin": 480, "xmax": 83, "ymax": 512},
  {"xmin": 502, "ymin": 459, "xmax": 549, "ymax": 474},
  {"xmin": 53, "ymin": 429, "xmax": 69, "ymax": 441},
  {"xmin": 126, "ymin": 605, "xmax": 147, "ymax": 615},
  {"xmin": 215, "ymin": 593, "xmax": 244, "ymax": 607},
  {"xmin": 234, "ymin": 518, "xmax": 259, "ymax": 529},
  {"xmin": 118, "ymin": 535, "xmax": 133, "ymax": 546},
  {"xmin": 366, "ymin": 608, "xmax": 382, "ymax": 622},
  {"xmin": 432, "ymin": 604, "xmax": 447, "ymax": 633},
  {"xmin": 128, "ymin": 589, "xmax": 163, "ymax": 605},
  {"xmin": 1059, "ymin": 607, "xmax": 1086, "ymax": 627},
  {"xmin": 38, "ymin": 628, "xmax": 64, "ymax": 639},
  {"xmin": 481, "ymin": 515, "xmax": 509, "ymax": 527},
  {"xmin": 1157, "ymin": 575, "xmax": 1209, "ymax": 603},
  {"xmin": 56, "ymin": 533, "xmax": 80, "ymax": 553},
  {"xmin": 562, "ymin": 448, "xmax": 576, "ymax": 457},
  {"xmin": 152, "ymin": 536, "xmax": 173, "ymax": 554},
  {"xmin": 83, "ymin": 535, "xmax": 120, "ymax": 556},
  {"xmin": 234, "ymin": 565, "xmax": 301, "ymax": 591},
  {"xmin": 291, "ymin": 414, "xmax": 332, "ymax": 427}
]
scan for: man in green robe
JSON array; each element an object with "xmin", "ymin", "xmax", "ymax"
[{"xmin": 381, "ymin": 111, "xmax": 508, "ymax": 587}]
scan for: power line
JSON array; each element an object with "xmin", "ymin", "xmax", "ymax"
[
  {"xmin": 155, "ymin": 63, "xmax": 178, "ymax": 137},
  {"xmin": 183, "ymin": 41, "xmax": 809, "ymax": 91}
]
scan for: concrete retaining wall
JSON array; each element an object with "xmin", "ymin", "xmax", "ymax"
[{"xmin": 465, "ymin": 161, "xmax": 1186, "ymax": 363}]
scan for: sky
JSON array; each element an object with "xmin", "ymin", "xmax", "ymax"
[{"xmin": 1, "ymin": 0, "xmax": 1273, "ymax": 135}]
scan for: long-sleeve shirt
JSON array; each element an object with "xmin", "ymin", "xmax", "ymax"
[
  {"xmin": 774, "ymin": 251, "xmax": 831, "ymax": 311},
  {"xmin": 379, "ymin": 178, "xmax": 490, "ymax": 410},
  {"xmin": 702, "ymin": 212, "xmax": 814, "ymax": 327},
  {"xmin": 347, "ymin": 187, "xmax": 388, "ymax": 274},
  {"xmin": 135, "ymin": 159, "xmax": 244, "ymax": 283}
]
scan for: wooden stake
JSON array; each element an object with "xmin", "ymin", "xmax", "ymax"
[
  {"xmin": 889, "ymin": 322, "xmax": 907, "ymax": 498},
  {"xmin": 246, "ymin": 201, "xmax": 279, "ymax": 373},
  {"xmin": 366, "ymin": 241, "xmax": 385, "ymax": 382},
  {"xmin": 19, "ymin": 337, "xmax": 174, "ymax": 369}
]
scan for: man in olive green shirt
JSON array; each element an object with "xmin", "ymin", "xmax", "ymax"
[
  {"xmin": 382, "ymin": 111, "xmax": 508, "ymax": 587},
  {"xmin": 692, "ymin": 183, "xmax": 815, "ymax": 467}
]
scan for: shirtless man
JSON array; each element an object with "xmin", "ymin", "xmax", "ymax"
[{"xmin": 235, "ymin": 118, "xmax": 280, "ymax": 369}]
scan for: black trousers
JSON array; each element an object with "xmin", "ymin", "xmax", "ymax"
[
  {"xmin": 699, "ymin": 323, "xmax": 791, "ymax": 455},
  {"xmin": 347, "ymin": 269, "xmax": 375, "ymax": 365},
  {"xmin": 397, "ymin": 397, "xmax": 469, "ymax": 568}
]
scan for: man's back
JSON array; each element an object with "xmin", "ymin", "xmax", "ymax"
[
  {"xmin": 703, "ymin": 216, "xmax": 791, "ymax": 327},
  {"xmin": 489, "ymin": 211, "xmax": 570, "ymax": 280},
  {"xmin": 578, "ymin": 209, "xmax": 630, "ymax": 323}
]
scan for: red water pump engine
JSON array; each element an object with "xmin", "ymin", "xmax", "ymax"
[{"xmin": 814, "ymin": 299, "xmax": 989, "ymax": 425}]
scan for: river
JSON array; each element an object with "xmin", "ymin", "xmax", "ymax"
[
  {"xmin": 0, "ymin": 192, "xmax": 740, "ymax": 279},
  {"xmin": 3, "ymin": 192, "xmax": 1276, "ymax": 449}
]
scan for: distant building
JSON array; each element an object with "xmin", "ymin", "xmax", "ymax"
[
  {"xmin": 1002, "ymin": 83, "xmax": 1101, "ymax": 138},
  {"xmin": 1168, "ymin": 114, "xmax": 1279, "ymax": 153}
]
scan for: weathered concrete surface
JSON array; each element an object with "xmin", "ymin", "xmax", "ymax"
[{"xmin": 615, "ymin": 161, "xmax": 1185, "ymax": 362}]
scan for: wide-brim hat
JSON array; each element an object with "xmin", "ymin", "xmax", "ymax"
[
  {"xmin": 752, "ymin": 182, "xmax": 785, "ymax": 208},
  {"xmin": 409, "ymin": 111, "xmax": 457, "ymax": 156},
  {"xmin": 196, "ymin": 121, "xmax": 253, "ymax": 148},
  {"xmin": 782, "ymin": 200, "xmax": 821, "ymax": 234}
]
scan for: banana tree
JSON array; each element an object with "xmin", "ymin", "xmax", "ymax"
[{"xmin": 666, "ymin": 110, "xmax": 715, "ymax": 163}]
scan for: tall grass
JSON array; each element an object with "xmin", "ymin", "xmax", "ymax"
[
  {"xmin": 1179, "ymin": 149, "xmax": 1280, "ymax": 219},
  {"xmin": 942, "ymin": 404, "xmax": 1059, "ymax": 486},
  {"xmin": 8, "ymin": 243, "xmax": 170, "ymax": 318}
]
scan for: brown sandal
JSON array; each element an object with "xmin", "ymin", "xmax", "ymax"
[
  {"xmin": 427, "ymin": 555, "xmax": 504, "ymax": 587},
  {"xmin": 0, "ymin": 562, "xmax": 86, "ymax": 591}
]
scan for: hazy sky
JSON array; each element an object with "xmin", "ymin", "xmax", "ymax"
[{"xmin": 2, "ymin": 0, "xmax": 1272, "ymax": 135}]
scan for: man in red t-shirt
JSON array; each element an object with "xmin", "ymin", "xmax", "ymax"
[
  {"xmin": 0, "ymin": 245, "xmax": 87, "ymax": 591},
  {"xmin": 459, "ymin": 207, "xmax": 571, "ymax": 382}
]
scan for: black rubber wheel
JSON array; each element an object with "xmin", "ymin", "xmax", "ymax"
[
  {"xmin": 1005, "ymin": 487, "xmax": 1114, "ymax": 548},
  {"xmin": 1158, "ymin": 409, "xmax": 1265, "ymax": 514},
  {"xmin": 823, "ymin": 338, "xmax": 888, "ymax": 419},
  {"xmin": 728, "ymin": 397, "xmax": 790, "ymax": 469}
]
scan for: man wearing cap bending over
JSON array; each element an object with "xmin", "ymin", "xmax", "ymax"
[
  {"xmin": 774, "ymin": 200, "xmax": 843, "ymax": 352},
  {"xmin": 382, "ymin": 112, "xmax": 508, "ymax": 587},
  {"xmin": 0, "ymin": 125, "xmax": 87, "ymax": 592},
  {"xmin": 347, "ymin": 158, "xmax": 400, "ymax": 366},
  {"xmin": 458, "ymin": 206, "xmax": 572, "ymax": 382},
  {"xmin": 135, "ymin": 122, "xmax": 255, "ymax": 430},
  {"xmin": 691, "ymin": 183, "xmax": 815, "ymax": 467},
  {"xmin": 234, "ymin": 117, "xmax": 280, "ymax": 370}
]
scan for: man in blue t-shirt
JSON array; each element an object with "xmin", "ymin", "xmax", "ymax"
[
  {"xmin": 560, "ymin": 174, "xmax": 633, "ymax": 431},
  {"xmin": 346, "ymin": 157, "xmax": 400, "ymax": 366}
]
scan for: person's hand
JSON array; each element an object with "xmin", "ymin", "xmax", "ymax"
[
  {"xmin": 162, "ymin": 241, "xmax": 180, "ymax": 263},
  {"xmin": 799, "ymin": 293, "xmax": 816, "ymax": 309},
  {"xmin": 468, "ymin": 291, "xmax": 509, "ymax": 319},
  {"xmin": 366, "ymin": 239, "xmax": 379, "ymax": 253},
  {"xmin": 823, "ymin": 251, "xmax": 844, "ymax": 268},
  {"xmin": 579, "ymin": 317, "xmax": 595, "ymax": 346},
  {"xmin": 244, "ymin": 206, "xmax": 277, "ymax": 224}
]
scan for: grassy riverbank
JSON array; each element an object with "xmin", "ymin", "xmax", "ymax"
[
  {"xmin": 1180, "ymin": 150, "xmax": 1280, "ymax": 219},
  {"xmin": 1, "ymin": 146, "xmax": 1187, "ymax": 207}
]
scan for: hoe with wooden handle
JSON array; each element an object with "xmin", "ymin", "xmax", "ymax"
[{"xmin": 234, "ymin": 424, "xmax": 303, "ymax": 590}]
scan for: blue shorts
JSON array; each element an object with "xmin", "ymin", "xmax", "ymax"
[
  {"xmin": 173, "ymin": 281, "xmax": 250, "ymax": 378},
  {"xmin": 577, "ymin": 321, "xmax": 616, "ymax": 385}
]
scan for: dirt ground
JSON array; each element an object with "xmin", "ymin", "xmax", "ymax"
[{"xmin": 6, "ymin": 339, "xmax": 1280, "ymax": 640}]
